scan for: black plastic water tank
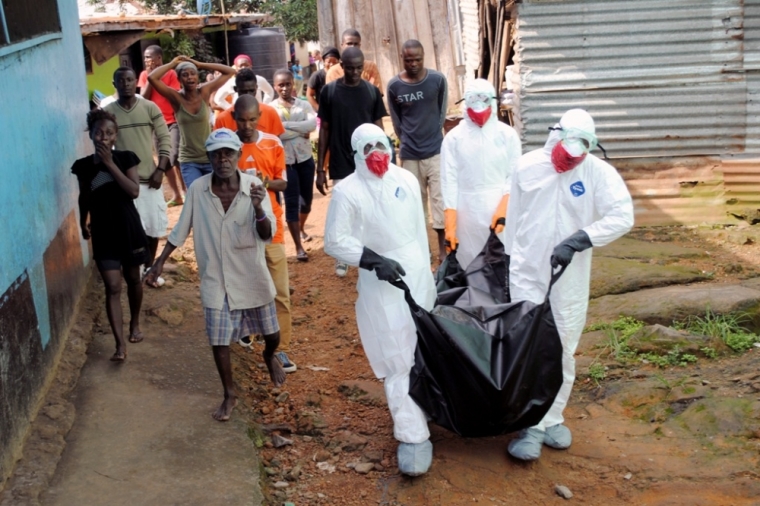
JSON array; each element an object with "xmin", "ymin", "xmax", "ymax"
[{"xmin": 220, "ymin": 26, "xmax": 287, "ymax": 84}]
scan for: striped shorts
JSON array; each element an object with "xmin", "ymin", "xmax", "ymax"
[{"xmin": 203, "ymin": 296, "xmax": 279, "ymax": 346}]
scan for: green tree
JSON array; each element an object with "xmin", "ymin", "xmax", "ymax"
[{"xmin": 264, "ymin": 0, "xmax": 318, "ymax": 43}]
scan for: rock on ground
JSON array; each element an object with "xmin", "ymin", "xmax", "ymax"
[{"xmin": 587, "ymin": 284, "xmax": 760, "ymax": 327}]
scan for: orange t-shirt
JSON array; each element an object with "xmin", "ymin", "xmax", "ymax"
[
  {"xmin": 325, "ymin": 60, "xmax": 383, "ymax": 89},
  {"xmin": 237, "ymin": 132, "xmax": 286, "ymax": 244},
  {"xmin": 214, "ymin": 102, "xmax": 285, "ymax": 136}
]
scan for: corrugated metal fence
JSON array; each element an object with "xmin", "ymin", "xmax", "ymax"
[
  {"xmin": 515, "ymin": 0, "xmax": 760, "ymax": 225},
  {"xmin": 515, "ymin": 0, "xmax": 752, "ymax": 157}
]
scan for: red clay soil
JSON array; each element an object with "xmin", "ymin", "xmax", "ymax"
[{"xmin": 160, "ymin": 188, "xmax": 760, "ymax": 506}]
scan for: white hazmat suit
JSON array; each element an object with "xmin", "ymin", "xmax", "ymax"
[
  {"xmin": 324, "ymin": 124, "xmax": 436, "ymax": 451},
  {"xmin": 504, "ymin": 109, "xmax": 634, "ymax": 459},
  {"xmin": 440, "ymin": 79, "xmax": 522, "ymax": 269}
]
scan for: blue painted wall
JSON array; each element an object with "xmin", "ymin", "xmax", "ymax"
[{"xmin": 0, "ymin": 0, "xmax": 91, "ymax": 484}]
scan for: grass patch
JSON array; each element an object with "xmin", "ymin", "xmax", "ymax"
[
  {"xmin": 640, "ymin": 346, "xmax": 698, "ymax": 368},
  {"xmin": 585, "ymin": 316, "xmax": 644, "ymax": 361},
  {"xmin": 676, "ymin": 310, "xmax": 760, "ymax": 353},
  {"xmin": 588, "ymin": 362, "xmax": 606, "ymax": 384}
]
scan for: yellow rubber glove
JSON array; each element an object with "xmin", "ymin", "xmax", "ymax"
[
  {"xmin": 444, "ymin": 208, "xmax": 458, "ymax": 252},
  {"xmin": 490, "ymin": 194, "xmax": 510, "ymax": 234}
]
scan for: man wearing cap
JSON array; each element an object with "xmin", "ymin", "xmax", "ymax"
[
  {"xmin": 214, "ymin": 54, "xmax": 275, "ymax": 109},
  {"xmin": 504, "ymin": 109, "xmax": 634, "ymax": 460},
  {"xmin": 146, "ymin": 128, "xmax": 286, "ymax": 422}
]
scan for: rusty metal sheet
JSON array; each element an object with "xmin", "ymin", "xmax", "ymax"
[
  {"xmin": 79, "ymin": 14, "xmax": 268, "ymax": 35},
  {"xmin": 514, "ymin": 0, "xmax": 748, "ymax": 158}
]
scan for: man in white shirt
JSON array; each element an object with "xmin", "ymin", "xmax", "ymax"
[
  {"xmin": 213, "ymin": 54, "xmax": 274, "ymax": 110},
  {"xmin": 146, "ymin": 128, "xmax": 286, "ymax": 422}
]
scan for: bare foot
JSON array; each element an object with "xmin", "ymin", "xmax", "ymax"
[
  {"xmin": 212, "ymin": 396, "xmax": 237, "ymax": 421},
  {"xmin": 264, "ymin": 351, "xmax": 286, "ymax": 387}
]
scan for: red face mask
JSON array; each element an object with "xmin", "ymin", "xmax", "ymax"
[
  {"xmin": 366, "ymin": 151, "xmax": 390, "ymax": 178},
  {"xmin": 551, "ymin": 141, "xmax": 587, "ymax": 173},
  {"xmin": 466, "ymin": 107, "xmax": 491, "ymax": 127}
]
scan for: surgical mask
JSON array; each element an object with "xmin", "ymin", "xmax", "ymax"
[
  {"xmin": 366, "ymin": 150, "xmax": 390, "ymax": 178},
  {"xmin": 551, "ymin": 141, "xmax": 587, "ymax": 173},
  {"xmin": 467, "ymin": 105, "xmax": 491, "ymax": 127},
  {"xmin": 464, "ymin": 92, "xmax": 494, "ymax": 128}
]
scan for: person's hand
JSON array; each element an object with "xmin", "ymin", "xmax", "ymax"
[
  {"xmin": 444, "ymin": 209, "xmax": 458, "ymax": 252},
  {"xmin": 250, "ymin": 183, "xmax": 267, "ymax": 208},
  {"xmin": 170, "ymin": 55, "xmax": 186, "ymax": 66},
  {"xmin": 490, "ymin": 194, "xmax": 509, "ymax": 234},
  {"xmin": 95, "ymin": 142, "xmax": 113, "ymax": 166},
  {"xmin": 143, "ymin": 262, "xmax": 163, "ymax": 286},
  {"xmin": 80, "ymin": 222, "xmax": 91, "ymax": 240},
  {"xmin": 550, "ymin": 230, "xmax": 593, "ymax": 268},
  {"xmin": 148, "ymin": 169, "xmax": 164, "ymax": 189},
  {"xmin": 359, "ymin": 247, "xmax": 406, "ymax": 282},
  {"xmin": 316, "ymin": 170, "xmax": 327, "ymax": 196}
]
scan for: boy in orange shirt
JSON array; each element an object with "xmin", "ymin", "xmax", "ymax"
[
  {"xmin": 234, "ymin": 95, "xmax": 296, "ymax": 373},
  {"xmin": 215, "ymin": 68, "xmax": 285, "ymax": 137}
]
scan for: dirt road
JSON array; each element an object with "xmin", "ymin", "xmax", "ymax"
[{"xmin": 13, "ymin": 183, "xmax": 760, "ymax": 506}]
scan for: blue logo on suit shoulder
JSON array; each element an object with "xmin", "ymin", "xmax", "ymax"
[{"xmin": 570, "ymin": 181, "xmax": 585, "ymax": 197}]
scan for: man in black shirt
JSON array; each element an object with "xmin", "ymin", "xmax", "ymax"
[
  {"xmin": 306, "ymin": 46, "xmax": 340, "ymax": 112},
  {"xmin": 317, "ymin": 47, "xmax": 387, "ymax": 277},
  {"xmin": 317, "ymin": 47, "xmax": 387, "ymax": 191}
]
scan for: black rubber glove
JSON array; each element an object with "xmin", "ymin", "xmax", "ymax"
[
  {"xmin": 359, "ymin": 247, "xmax": 406, "ymax": 282},
  {"xmin": 551, "ymin": 230, "xmax": 593, "ymax": 268}
]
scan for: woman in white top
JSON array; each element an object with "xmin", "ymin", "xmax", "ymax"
[{"xmin": 272, "ymin": 68, "xmax": 317, "ymax": 262}]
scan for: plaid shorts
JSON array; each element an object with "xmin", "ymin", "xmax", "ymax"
[{"xmin": 203, "ymin": 297, "xmax": 279, "ymax": 346}]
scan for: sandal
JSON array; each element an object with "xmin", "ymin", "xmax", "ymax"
[
  {"xmin": 167, "ymin": 199, "xmax": 184, "ymax": 207},
  {"xmin": 301, "ymin": 231, "xmax": 313, "ymax": 242},
  {"xmin": 128, "ymin": 332, "xmax": 144, "ymax": 343},
  {"xmin": 110, "ymin": 350, "xmax": 127, "ymax": 362},
  {"xmin": 296, "ymin": 251, "xmax": 309, "ymax": 262}
]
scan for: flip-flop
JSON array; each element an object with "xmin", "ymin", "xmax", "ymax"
[
  {"xmin": 110, "ymin": 350, "xmax": 127, "ymax": 362},
  {"xmin": 296, "ymin": 251, "xmax": 309, "ymax": 262},
  {"xmin": 128, "ymin": 332, "xmax": 144, "ymax": 343},
  {"xmin": 301, "ymin": 231, "xmax": 313, "ymax": 242},
  {"xmin": 167, "ymin": 199, "xmax": 184, "ymax": 207}
]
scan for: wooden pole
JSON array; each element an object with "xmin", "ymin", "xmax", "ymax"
[{"xmin": 220, "ymin": 0, "xmax": 230, "ymax": 65}]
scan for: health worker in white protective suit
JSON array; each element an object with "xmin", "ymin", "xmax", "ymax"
[
  {"xmin": 440, "ymin": 79, "xmax": 522, "ymax": 269},
  {"xmin": 504, "ymin": 109, "xmax": 634, "ymax": 461},
  {"xmin": 324, "ymin": 123, "xmax": 437, "ymax": 476}
]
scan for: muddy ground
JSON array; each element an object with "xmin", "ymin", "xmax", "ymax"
[
  {"xmin": 147, "ymin": 187, "xmax": 760, "ymax": 505},
  {"xmin": 21, "ymin": 185, "xmax": 760, "ymax": 506}
]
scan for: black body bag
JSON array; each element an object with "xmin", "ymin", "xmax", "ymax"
[{"xmin": 392, "ymin": 233, "xmax": 565, "ymax": 437}]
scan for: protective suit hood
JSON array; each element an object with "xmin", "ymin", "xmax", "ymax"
[
  {"xmin": 462, "ymin": 79, "xmax": 498, "ymax": 129},
  {"xmin": 352, "ymin": 123, "xmax": 392, "ymax": 181},
  {"xmin": 544, "ymin": 108, "xmax": 597, "ymax": 156}
]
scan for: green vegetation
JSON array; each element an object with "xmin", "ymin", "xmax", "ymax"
[
  {"xmin": 585, "ymin": 316, "xmax": 644, "ymax": 361},
  {"xmin": 676, "ymin": 309, "xmax": 760, "ymax": 353},
  {"xmin": 584, "ymin": 309, "xmax": 760, "ymax": 378},
  {"xmin": 588, "ymin": 362, "xmax": 606, "ymax": 384},
  {"xmin": 640, "ymin": 346, "xmax": 698, "ymax": 368}
]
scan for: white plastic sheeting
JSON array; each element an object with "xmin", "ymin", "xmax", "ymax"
[{"xmin": 514, "ymin": 0, "xmax": 758, "ymax": 158}]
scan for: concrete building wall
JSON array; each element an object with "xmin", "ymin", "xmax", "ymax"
[{"xmin": 0, "ymin": 0, "xmax": 91, "ymax": 485}]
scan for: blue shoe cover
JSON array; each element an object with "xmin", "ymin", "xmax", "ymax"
[
  {"xmin": 544, "ymin": 424, "xmax": 572, "ymax": 449},
  {"xmin": 507, "ymin": 428, "xmax": 544, "ymax": 461},
  {"xmin": 397, "ymin": 440, "xmax": 433, "ymax": 476}
]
